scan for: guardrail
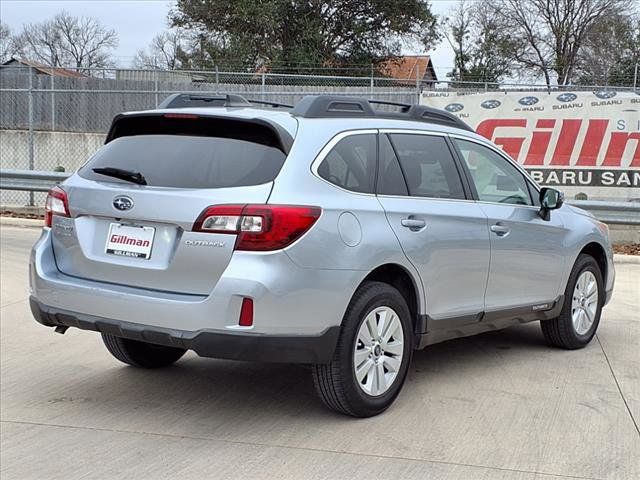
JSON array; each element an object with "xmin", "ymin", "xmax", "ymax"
[
  {"xmin": 0, "ymin": 169, "xmax": 70, "ymax": 192},
  {"xmin": 1, "ymin": 168, "xmax": 639, "ymax": 225}
]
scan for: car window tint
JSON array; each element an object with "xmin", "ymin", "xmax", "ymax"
[
  {"xmin": 78, "ymin": 114, "xmax": 290, "ymax": 189},
  {"xmin": 317, "ymin": 134, "xmax": 376, "ymax": 193},
  {"xmin": 377, "ymin": 134, "xmax": 408, "ymax": 196},
  {"xmin": 454, "ymin": 139, "xmax": 533, "ymax": 206},
  {"xmin": 389, "ymin": 134, "xmax": 465, "ymax": 200}
]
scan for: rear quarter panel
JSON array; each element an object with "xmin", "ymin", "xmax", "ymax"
[{"xmin": 267, "ymin": 120, "xmax": 426, "ymax": 313}]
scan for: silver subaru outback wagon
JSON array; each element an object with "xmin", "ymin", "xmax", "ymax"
[{"xmin": 29, "ymin": 94, "xmax": 615, "ymax": 417}]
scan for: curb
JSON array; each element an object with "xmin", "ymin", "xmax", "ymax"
[
  {"xmin": 0, "ymin": 217, "xmax": 43, "ymax": 229},
  {"xmin": 614, "ymin": 254, "xmax": 640, "ymax": 265}
]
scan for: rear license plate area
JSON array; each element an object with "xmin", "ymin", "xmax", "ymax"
[{"xmin": 105, "ymin": 223, "xmax": 155, "ymax": 259}]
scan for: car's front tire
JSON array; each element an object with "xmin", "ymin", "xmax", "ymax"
[
  {"xmin": 101, "ymin": 334, "xmax": 186, "ymax": 368},
  {"xmin": 312, "ymin": 281, "xmax": 413, "ymax": 417},
  {"xmin": 541, "ymin": 254, "xmax": 604, "ymax": 349}
]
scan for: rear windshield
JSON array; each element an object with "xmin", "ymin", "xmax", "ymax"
[{"xmin": 79, "ymin": 117, "xmax": 287, "ymax": 189}]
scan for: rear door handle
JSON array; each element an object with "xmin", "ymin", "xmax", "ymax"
[
  {"xmin": 401, "ymin": 217, "xmax": 426, "ymax": 231},
  {"xmin": 490, "ymin": 223, "xmax": 510, "ymax": 236}
]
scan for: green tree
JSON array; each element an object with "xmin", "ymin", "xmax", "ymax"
[{"xmin": 170, "ymin": 0, "xmax": 440, "ymax": 74}]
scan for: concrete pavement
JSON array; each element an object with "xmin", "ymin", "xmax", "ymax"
[{"xmin": 1, "ymin": 224, "xmax": 638, "ymax": 480}]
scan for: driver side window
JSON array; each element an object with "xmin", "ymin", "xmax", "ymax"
[{"xmin": 454, "ymin": 139, "xmax": 532, "ymax": 206}]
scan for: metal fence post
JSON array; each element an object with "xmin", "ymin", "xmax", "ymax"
[
  {"xmin": 370, "ymin": 64, "xmax": 374, "ymax": 97},
  {"xmin": 261, "ymin": 72, "xmax": 266, "ymax": 100},
  {"xmin": 154, "ymin": 70, "xmax": 159, "ymax": 108},
  {"xmin": 415, "ymin": 67, "xmax": 420, "ymax": 104},
  {"xmin": 50, "ymin": 71, "xmax": 55, "ymax": 131},
  {"xmin": 634, "ymin": 62, "xmax": 638, "ymax": 93},
  {"xmin": 27, "ymin": 69, "xmax": 35, "ymax": 206},
  {"xmin": 215, "ymin": 65, "xmax": 219, "ymax": 93}
]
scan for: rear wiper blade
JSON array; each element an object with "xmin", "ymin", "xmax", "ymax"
[{"xmin": 92, "ymin": 167, "xmax": 147, "ymax": 185}]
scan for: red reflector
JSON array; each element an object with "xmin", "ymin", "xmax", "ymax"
[
  {"xmin": 239, "ymin": 298, "xmax": 254, "ymax": 327},
  {"xmin": 163, "ymin": 113, "xmax": 199, "ymax": 119}
]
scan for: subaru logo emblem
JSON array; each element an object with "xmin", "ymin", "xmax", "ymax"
[
  {"xmin": 518, "ymin": 96, "xmax": 539, "ymax": 106},
  {"xmin": 445, "ymin": 103, "xmax": 464, "ymax": 113},
  {"xmin": 594, "ymin": 90, "xmax": 616, "ymax": 99},
  {"xmin": 481, "ymin": 99, "xmax": 501, "ymax": 109},
  {"xmin": 557, "ymin": 93, "xmax": 577, "ymax": 102},
  {"xmin": 113, "ymin": 196, "xmax": 133, "ymax": 211}
]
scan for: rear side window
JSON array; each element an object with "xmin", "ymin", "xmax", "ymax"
[
  {"xmin": 317, "ymin": 134, "xmax": 376, "ymax": 193},
  {"xmin": 79, "ymin": 117, "xmax": 287, "ymax": 189},
  {"xmin": 389, "ymin": 134, "xmax": 465, "ymax": 200}
]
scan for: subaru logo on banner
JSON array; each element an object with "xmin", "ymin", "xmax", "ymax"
[
  {"xmin": 594, "ymin": 90, "xmax": 617, "ymax": 99},
  {"xmin": 445, "ymin": 103, "xmax": 464, "ymax": 113},
  {"xmin": 481, "ymin": 99, "xmax": 501, "ymax": 109},
  {"xmin": 113, "ymin": 196, "xmax": 134, "ymax": 211},
  {"xmin": 557, "ymin": 93, "xmax": 577, "ymax": 102},
  {"xmin": 518, "ymin": 96, "xmax": 539, "ymax": 106}
]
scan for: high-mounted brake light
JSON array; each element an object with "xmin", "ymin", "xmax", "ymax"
[
  {"xmin": 45, "ymin": 186, "xmax": 70, "ymax": 227},
  {"xmin": 193, "ymin": 204, "xmax": 321, "ymax": 251},
  {"xmin": 163, "ymin": 113, "xmax": 199, "ymax": 119}
]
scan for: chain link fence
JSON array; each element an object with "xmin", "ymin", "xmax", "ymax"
[{"xmin": 1, "ymin": 65, "xmax": 637, "ymax": 206}]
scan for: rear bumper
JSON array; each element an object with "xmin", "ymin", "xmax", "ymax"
[
  {"xmin": 30, "ymin": 228, "xmax": 362, "ymax": 336},
  {"xmin": 30, "ymin": 297, "xmax": 340, "ymax": 363}
]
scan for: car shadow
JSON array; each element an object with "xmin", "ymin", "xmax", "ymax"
[{"xmin": 38, "ymin": 322, "xmax": 553, "ymax": 424}]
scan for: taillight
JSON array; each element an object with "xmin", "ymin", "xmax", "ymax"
[
  {"xmin": 45, "ymin": 186, "xmax": 70, "ymax": 227},
  {"xmin": 193, "ymin": 204, "xmax": 321, "ymax": 251}
]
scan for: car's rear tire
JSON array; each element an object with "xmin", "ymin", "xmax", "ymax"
[
  {"xmin": 312, "ymin": 281, "xmax": 413, "ymax": 417},
  {"xmin": 540, "ymin": 254, "xmax": 604, "ymax": 349},
  {"xmin": 101, "ymin": 334, "xmax": 186, "ymax": 368}
]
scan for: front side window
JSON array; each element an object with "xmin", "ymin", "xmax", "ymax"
[
  {"xmin": 317, "ymin": 133, "xmax": 376, "ymax": 193},
  {"xmin": 389, "ymin": 134, "xmax": 466, "ymax": 200},
  {"xmin": 454, "ymin": 139, "xmax": 533, "ymax": 206}
]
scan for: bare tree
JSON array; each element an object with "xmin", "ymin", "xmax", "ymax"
[
  {"xmin": 0, "ymin": 23, "xmax": 19, "ymax": 63},
  {"xmin": 17, "ymin": 11, "xmax": 118, "ymax": 70},
  {"xmin": 491, "ymin": 0, "xmax": 631, "ymax": 86},
  {"xmin": 133, "ymin": 30, "xmax": 188, "ymax": 69},
  {"xmin": 443, "ymin": 0, "xmax": 474, "ymax": 82},
  {"xmin": 576, "ymin": 12, "xmax": 640, "ymax": 86},
  {"xmin": 443, "ymin": 0, "xmax": 515, "ymax": 83}
]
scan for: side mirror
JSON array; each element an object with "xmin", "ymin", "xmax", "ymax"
[{"xmin": 539, "ymin": 187, "xmax": 564, "ymax": 220}]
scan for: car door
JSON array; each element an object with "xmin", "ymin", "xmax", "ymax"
[
  {"xmin": 376, "ymin": 131, "xmax": 491, "ymax": 328},
  {"xmin": 451, "ymin": 137, "xmax": 568, "ymax": 311}
]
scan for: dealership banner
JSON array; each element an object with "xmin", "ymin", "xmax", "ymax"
[{"xmin": 422, "ymin": 90, "xmax": 640, "ymax": 199}]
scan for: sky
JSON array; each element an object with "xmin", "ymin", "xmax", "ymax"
[{"xmin": 1, "ymin": 0, "xmax": 457, "ymax": 78}]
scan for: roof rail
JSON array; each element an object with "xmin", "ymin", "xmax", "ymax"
[
  {"xmin": 158, "ymin": 93, "xmax": 292, "ymax": 110},
  {"xmin": 246, "ymin": 99, "xmax": 294, "ymax": 109},
  {"xmin": 290, "ymin": 95, "xmax": 474, "ymax": 132}
]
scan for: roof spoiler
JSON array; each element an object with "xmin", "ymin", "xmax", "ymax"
[{"xmin": 158, "ymin": 93, "xmax": 292, "ymax": 110}]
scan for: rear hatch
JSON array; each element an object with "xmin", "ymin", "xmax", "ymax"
[{"xmin": 51, "ymin": 112, "xmax": 292, "ymax": 295}]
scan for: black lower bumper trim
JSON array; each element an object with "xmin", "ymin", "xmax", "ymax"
[{"xmin": 30, "ymin": 297, "xmax": 340, "ymax": 364}]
